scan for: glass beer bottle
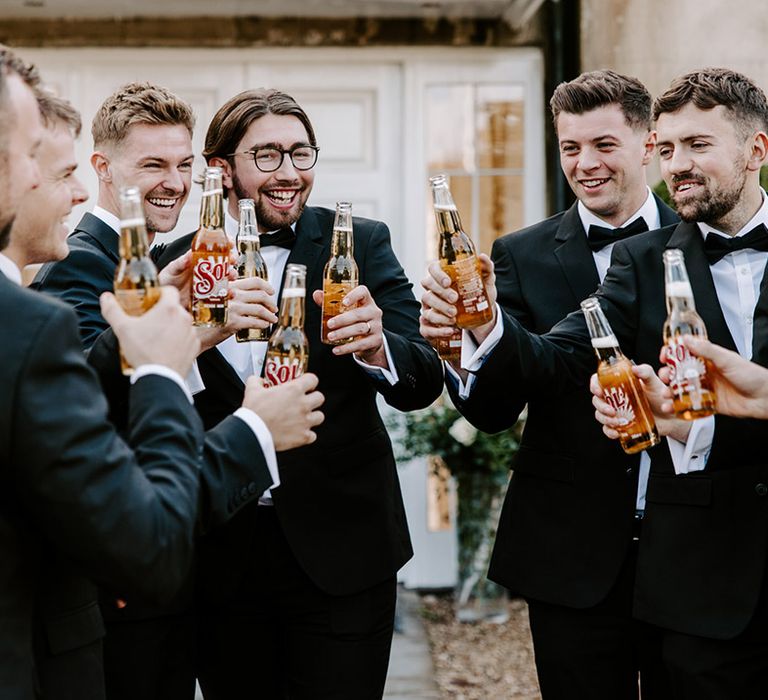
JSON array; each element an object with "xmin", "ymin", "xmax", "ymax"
[
  {"xmin": 662, "ymin": 249, "xmax": 717, "ymax": 419},
  {"xmin": 581, "ymin": 297, "xmax": 660, "ymax": 454},
  {"xmin": 429, "ymin": 174, "xmax": 493, "ymax": 329},
  {"xmin": 191, "ymin": 166, "xmax": 230, "ymax": 327},
  {"xmin": 235, "ymin": 197, "xmax": 270, "ymax": 342},
  {"xmin": 321, "ymin": 201, "xmax": 358, "ymax": 345},
  {"xmin": 436, "ymin": 327, "xmax": 462, "ymax": 362},
  {"xmin": 264, "ymin": 264, "xmax": 309, "ymax": 387},
  {"xmin": 114, "ymin": 185, "xmax": 161, "ymax": 376}
]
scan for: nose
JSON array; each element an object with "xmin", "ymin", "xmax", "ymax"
[
  {"xmin": 576, "ymin": 147, "xmax": 600, "ymax": 173},
  {"xmin": 163, "ymin": 167, "xmax": 186, "ymax": 194},
  {"xmin": 273, "ymin": 152, "xmax": 299, "ymax": 179},
  {"xmin": 665, "ymin": 146, "xmax": 693, "ymax": 175},
  {"xmin": 71, "ymin": 176, "xmax": 89, "ymax": 206}
]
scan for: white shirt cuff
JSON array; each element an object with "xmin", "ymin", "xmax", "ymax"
[
  {"xmin": 666, "ymin": 415, "xmax": 715, "ymax": 475},
  {"xmin": 353, "ymin": 334, "xmax": 399, "ymax": 386},
  {"xmin": 445, "ymin": 361, "xmax": 476, "ymax": 400},
  {"xmin": 232, "ymin": 407, "xmax": 280, "ymax": 490},
  {"xmin": 185, "ymin": 360, "xmax": 205, "ymax": 396},
  {"xmin": 460, "ymin": 303, "xmax": 503, "ymax": 372},
  {"xmin": 131, "ymin": 364, "xmax": 194, "ymax": 404}
]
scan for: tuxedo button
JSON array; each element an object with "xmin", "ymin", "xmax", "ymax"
[
  {"xmin": 240, "ymin": 487, "xmax": 249, "ymax": 500},
  {"xmin": 626, "ymin": 467, "xmax": 633, "ymax": 475},
  {"xmin": 248, "ymin": 482, "xmax": 258, "ymax": 495},
  {"xmin": 756, "ymin": 483, "xmax": 768, "ymax": 497}
]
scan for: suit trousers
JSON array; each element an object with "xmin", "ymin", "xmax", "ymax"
[
  {"xmin": 526, "ymin": 539, "xmax": 672, "ymax": 700},
  {"xmin": 197, "ymin": 506, "xmax": 397, "ymax": 700},
  {"xmin": 662, "ymin": 558, "xmax": 768, "ymax": 700}
]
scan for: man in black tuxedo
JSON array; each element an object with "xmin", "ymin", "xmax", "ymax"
[
  {"xmin": 31, "ymin": 82, "xmax": 324, "ymax": 700},
  {"xmin": 421, "ymin": 71, "xmax": 678, "ymax": 699},
  {"xmin": 431, "ymin": 67, "xmax": 768, "ymax": 699},
  {"xmin": 0, "ymin": 48, "xmax": 206, "ymax": 700},
  {"xmin": 153, "ymin": 88, "xmax": 443, "ymax": 699}
]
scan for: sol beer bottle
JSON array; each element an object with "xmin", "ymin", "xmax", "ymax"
[
  {"xmin": 581, "ymin": 297, "xmax": 660, "ymax": 454},
  {"xmin": 235, "ymin": 198, "xmax": 270, "ymax": 342},
  {"xmin": 662, "ymin": 249, "xmax": 717, "ymax": 419},
  {"xmin": 264, "ymin": 264, "xmax": 309, "ymax": 387},
  {"xmin": 429, "ymin": 174, "xmax": 493, "ymax": 329},
  {"xmin": 321, "ymin": 201, "xmax": 359, "ymax": 345},
  {"xmin": 191, "ymin": 166, "xmax": 230, "ymax": 327},
  {"xmin": 114, "ymin": 185, "xmax": 161, "ymax": 375}
]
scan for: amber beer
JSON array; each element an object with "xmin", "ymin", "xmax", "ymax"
[
  {"xmin": 581, "ymin": 298, "xmax": 659, "ymax": 454},
  {"xmin": 429, "ymin": 174, "xmax": 493, "ymax": 329},
  {"xmin": 321, "ymin": 202, "xmax": 359, "ymax": 345},
  {"xmin": 662, "ymin": 249, "xmax": 717, "ymax": 419},
  {"xmin": 114, "ymin": 186, "xmax": 161, "ymax": 375},
  {"xmin": 436, "ymin": 328, "xmax": 462, "ymax": 362},
  {"xmin": 192, "ymin": 167, "xmax": 230, "ymax": 327},
  {"xmin": 235, "ymin": 198, "xmax": 270, "ymax": 342},
  {"xmin": 264, "ymin": 264, "xmax": 309, "ymax": 387}
]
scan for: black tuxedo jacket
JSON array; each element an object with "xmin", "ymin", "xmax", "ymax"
[
  {"xmin": 0, "ymin": 274, "xmax": 202, "ymax": 699},
  {"xmin": 472, "ymin": 219, "xmax": 768, "ymax": 640},
  {"xmin": 451, "ymin": 196, "xmax": 679, "ymax": 609},
  {"xmin": 157, "ymin": 205, "xmax": 444, "ymax": 597}
]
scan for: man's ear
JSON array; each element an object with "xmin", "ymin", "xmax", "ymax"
[
  {"xmin": 209, "ymin": 157, "xmax": 233, "ymax": 189},
  {"xmin": 746, "ymin": 131, "xmax": 768, "ymax": 173},
  {"xmin": 642, "ymin": 129, "xmax": 657, "ymax": 166},
  {"xmin": 91, "ymin": 151, "xmax": 112, "ymax": 182}
]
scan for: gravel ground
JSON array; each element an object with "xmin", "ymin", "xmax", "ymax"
[{"xmin": 420, "ymin": 595, "xmax": 542, "ymax": 700}]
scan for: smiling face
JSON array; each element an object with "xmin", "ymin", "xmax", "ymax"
[
  {"xmin": 93, "ymin": 122, "xmax": 193, "ymax": 234},
  {"xmin": 557, "ymin": 103, "xmax": 655, "ymax": 226},
  {"xmin": 219, "ymin": 113, "xmax": 315, "ymax": 232},
  {"xmin": 657, "ymin": 103, "xmax": 765, "ymax": 233},
  {"xmin": 8, "ymin": 121, "xmax": 88, "ymax": 266}
]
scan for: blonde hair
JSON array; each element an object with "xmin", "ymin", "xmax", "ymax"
[{"xmin": 91, "ymin": 81, "xmax": 195, "ymax": 149}]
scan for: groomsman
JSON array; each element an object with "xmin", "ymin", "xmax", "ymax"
[
  {"xmin": 431, "ymin": 67, "xmax": 768, "ymax": 699},
  {"xmin": 420, "ymin": 70, "xmax": 678, "ymax": 699},
  {"xmin": 0, "ymin": 45, "xmax": 206, "ymax": 700}
]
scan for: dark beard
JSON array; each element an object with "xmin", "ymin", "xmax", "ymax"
[
  {"xmin": 231, "ymin": 169, "xmax": 305, "ymax": 232},
  {"xmin": 672, "ymin": 161, "xmax": 746, "ymax": 226}
]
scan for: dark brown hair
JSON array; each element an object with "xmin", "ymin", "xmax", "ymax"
[
  {"xmin": 653, "ymin": 68, "xmax": 768, "ymax": 139},
  {"xmin": 550, "ymin": 69, "xmax": 652, "ymax": 132},
  {"xmin": 37, "ymin": 89, "xmax": 81, "ymax": 138}
]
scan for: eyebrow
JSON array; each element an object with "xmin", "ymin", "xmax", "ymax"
[
  {"xmin": 559, "ymin": 134, "xmax": 621, "ymax": 145},
  {"xmin": 248, "ymin": 141, "xmax": 311, "ymax": 151},
  {"xmin": 657, "ymin": 133, "xmax": 715, "ymax": 145}
]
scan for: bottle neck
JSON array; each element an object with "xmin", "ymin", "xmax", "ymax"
[
  {"xmin": 331, "ymin": 227, "xmax": 353, "ymax": 257},
  {"xmin": 200, "ymin": 189, "xmax": 224, "ymax": 230},
  {"xmin": 279, "ymin": 291, "xmax": 305, "ymax": 328},
  {"xmin": 434, "ymin": 206, "xmax": 464, "ymax": 236},
  {"xmin": 594, "ymin": 343, "xmax": 625, "ymax": 364},
  {"xmin": 119, "ymin": 223, "xmax": 150, "ymax": 260}
]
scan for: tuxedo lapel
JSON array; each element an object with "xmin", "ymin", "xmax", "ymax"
[
  {"xmin": 751, "ymin": 264, "xmax": 768, "ymax": 366},
  {"xmin": 553, "ymin": 204, "xmax": 601, "ymax": 303},
  {"xmin": 280, "ymin": 207, "xmax": 326, "ymax": 306},
  {"xmin": 74, "ymin": 213, "xmax": 121, "ymax": 265},
  {"xmin": 666, "ymin": 222, "xmax": 737, "ymax": 352},
  {"xmin": 655, "ymin": 193, "xmax": 680, "ymax": 227}
]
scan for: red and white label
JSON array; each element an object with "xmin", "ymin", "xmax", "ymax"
[
  {"xmin": 665, "ymin": 339, "xmax": 707, "ymax": 397},
  {"xmin": 264, "ymin": 357, "xmax": 304, "ymax": 387},
  {"xmin": 603, "ymin": 385, "xmax": 634, "ymax": 425},
  {"xmin": 193, "ymin": 255, "xmax": 228, "ymax": 301}
]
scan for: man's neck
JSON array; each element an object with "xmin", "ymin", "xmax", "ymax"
[
  {"xmin": 93, "ymin": 198, "xmax": 156, "ymax": 245},
  {"xmin": 1, "ymin": 246, "xmax": 25, "ymax": 271}
]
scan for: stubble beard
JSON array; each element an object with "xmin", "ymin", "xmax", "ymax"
[{"xmin": 673, "ymin": 157, "xmax": 747, "ymax": 225}]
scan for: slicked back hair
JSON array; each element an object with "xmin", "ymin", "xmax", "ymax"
[{"xmin": 550, "ymin": 70, "xmax": 652, "ymax": 132}]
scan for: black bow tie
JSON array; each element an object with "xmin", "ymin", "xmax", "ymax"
[
  {"xmin": 703, "ymin": 224, "xmax": 768, "ymax": 264},
  {"xmin": 258, "ymin": 227, "xmax": 296, "ymax": 250},
  {"xmin": 587, "ymin": 217, "xmax": 648, "ymax": 252}
]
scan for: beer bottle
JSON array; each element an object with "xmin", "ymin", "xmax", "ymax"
[
  {"xmin": 321, "ymin": 201, "xmax": 359, "ymax": 345},
  {"xmin": 114, "ymin": 185, "xmax": 161, "ymax": 376},
  {"xmin": 662, "ymin": 249, "xmax": 717, "ymax": 419},
  {"xmin": 235, "ymin": 197, "xmax": 270, "ymax": 342},
  {"xmin": 429, "ymin": 174, "xmax": 493, "ymax": 329},
  {"xmin": 191, "ymin": 166, "xmax": 230, "ymax": 327},
  {"xmin": 436, "ymin": 327, "xmax": 462, "ymax": 362},
  {"xmin": 264, "ymin": 263, "xmax": 309, "ymax": 387},
  {"xmin": 581, "ymin": 298, "xmax": 660, "ymax": 454}
]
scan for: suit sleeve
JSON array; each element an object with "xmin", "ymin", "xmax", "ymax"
[
  {"xmin": 34, "ymin": 247, "xmax": 114, "ymax": 349},
  {"xmin": 447, "ymin": 237, "xmax": 536, "ymax": 433},
  {"xmin": 362, "ymin": 221, "xmax": 444, "ymax": 411},
  {"xmin": 11, "ymin": 305, "xmax": 203, "ymax": 605}
]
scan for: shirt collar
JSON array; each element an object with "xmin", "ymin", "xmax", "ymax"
[
  {"xmin": 577, "ymin": 187, "xmax": 660, "ymax": 235},
  {"xmin": 698, "ymin": 190, "xmax": 768, "ymax": 240},
  {"xmin": 0, "ymin": 252, "xmax": 22, "ymax": 284},
  {"xmin": 92, "ymin": 205, "xmax": 122, "ymax": 235}
]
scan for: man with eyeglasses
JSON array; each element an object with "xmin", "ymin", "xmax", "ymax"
[{"xmin": 155, "ymin": 88, "xmax": 444, "ymax": 700}]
